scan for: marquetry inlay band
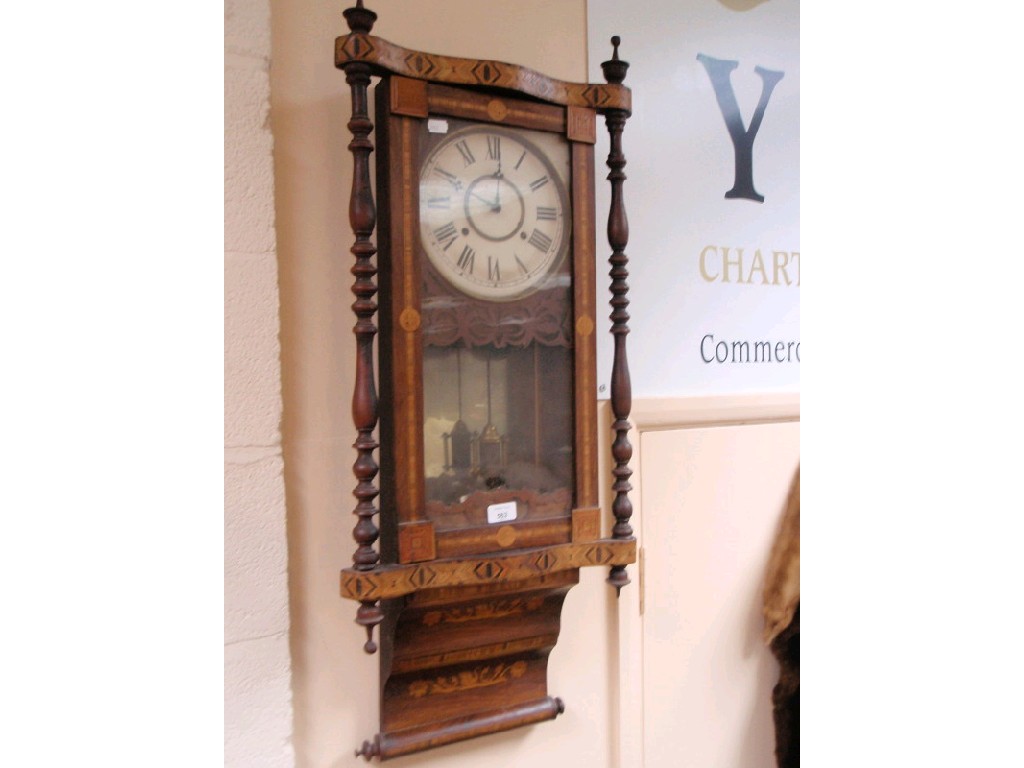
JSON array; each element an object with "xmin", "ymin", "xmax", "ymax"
[
  {"xmin": 408, "ymin": 661, "xmax": 527, "ymax": 698},
  {"xmin": 421, "ymin": 596, "xmax": 544, "ymax": 627},
  {"xmin": 340, "ymin": 538, "xmax": 636, "ymax": 602},
  {"xmin": 335, "ymin": 34, "xmax": 632, "ymax": 113}
]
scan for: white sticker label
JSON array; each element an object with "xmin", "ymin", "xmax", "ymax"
[
  {"xmin": 486, "ymin": 501, "xmax": 518, "ymax": 524},
  {"xmin": 427, "ymin": 118, "xmax": 449, "ymax": 134}
]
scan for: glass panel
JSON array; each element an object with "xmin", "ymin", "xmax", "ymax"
[
  {"xmin": 422, "ymin": 343, "xmax": 573, "ymax": 530},
  {"xmin": 418, "ymin": 118, "xmax": 574, "ymax": 532}
]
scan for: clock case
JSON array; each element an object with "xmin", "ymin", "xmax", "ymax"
[{"xmin": 336, "ymin": 3, "xmax": 636, "ymax": 760}]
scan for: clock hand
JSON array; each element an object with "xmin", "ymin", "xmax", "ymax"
[
  {"xmin": 471, "ymin": 189, "xmax": 500, "ymax": 212},
  {"xmin": 471, "ymin": 192, "xmax": 499, "ymax": 214},
  {"xmin": 493, "ymin": 154, "xmax": 503, "ymax": 212}
]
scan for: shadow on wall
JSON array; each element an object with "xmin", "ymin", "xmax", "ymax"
[{"xmin": 717, "ymin": 0, "xmax": 771, "ymax": 10}]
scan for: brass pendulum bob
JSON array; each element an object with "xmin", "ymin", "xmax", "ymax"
[{"xmin": 478, "ymin": 354, "xmax": 506, "ymax": 481}]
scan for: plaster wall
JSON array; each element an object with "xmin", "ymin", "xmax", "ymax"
[{"xmin": 226, "ymin": 0, "xmax": 294, "ymax": 764}]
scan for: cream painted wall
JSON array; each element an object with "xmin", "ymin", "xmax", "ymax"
[{"xmin": 225, "ymin": 0, "xmax": 294, "ymax": 765}]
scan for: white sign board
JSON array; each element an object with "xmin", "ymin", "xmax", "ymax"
[{"xmin": 587, "ymin": 0, "xmax": 799, "ymax": 398}]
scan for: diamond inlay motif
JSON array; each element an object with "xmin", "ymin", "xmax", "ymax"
[
  {"xmin": 404, "ymin": 51, "xmax": 437, "ymax": 78},
  {"xmin": 474, "ymin": 560, "xmax": 505, "ymax": 580},
  {"xmin": 532, "ymin": 551, "xmax": 557, "ymax": 572},
  {"xmin": 341, "ymin": 34, "xmax": 376, "ymax": 61},
  {"xmin": 582, "ymin": 85, "xmax": 610, "ymax": 108},
  {"xmin": 471, "ymin": 61, "xmax": 503, "ymax": 86},
  {"xmin": 411, "ymin": 565, "xmax": 438, "ymax": 588}
]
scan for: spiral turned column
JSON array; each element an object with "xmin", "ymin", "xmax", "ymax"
[
  {"xmin": 601, "ymin": 37, "xmax": 634, "ymax": 594},
  {"xmin": 343, "ymin": 0, "xmax": 383, "ymax": 653}
]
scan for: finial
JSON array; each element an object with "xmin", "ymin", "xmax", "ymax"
[
  {"xmin": 601, "ymin": 35, "xmax": 629, "ymax": 85},
  {"xmin": 355, "ymin": 738, "xmax": 380, "ymax": 761},
  {"xmin": 363, "ymin": 627, "xmax": 378, "ymax": 654},
  {"xmin": 344, "ymin": 0, "xmax": 377, "ymax": 34}
]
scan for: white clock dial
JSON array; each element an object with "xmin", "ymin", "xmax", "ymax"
[{"xmin": 419, "ymin": 126, "xmax": 570, "ymax": 301}]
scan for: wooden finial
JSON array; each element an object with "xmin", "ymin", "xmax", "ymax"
[
  {"xmin": 344, "ymin": 0, "xmax": 377, "ymax": 34},
  {"xmin": 355, "ymin": 737, "xmax": 381, "ymax": 761},
  {"xmin": 601, "ymin": 35, "xmax": 629, "ymax": 84}
]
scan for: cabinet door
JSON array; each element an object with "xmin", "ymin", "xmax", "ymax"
[{"xmin": 641, "ymin": 420, "xmax": 799, "ymax": 768}]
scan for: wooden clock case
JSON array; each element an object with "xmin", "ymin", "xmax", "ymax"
[{"xmin": 335, "ymin": 2, "xmax": 637, "ymax": 760}]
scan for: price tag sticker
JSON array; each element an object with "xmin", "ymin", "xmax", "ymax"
[
  {"xmin": 486, "ymin": 501, "xmax": 518, "ymax": 525},
  {"xmin": 427, "ymin": 118, "xmax": 449, "ymax": 134}
]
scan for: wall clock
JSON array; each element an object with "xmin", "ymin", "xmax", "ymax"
[{"xmin": 335, "ymin": 1, "xmax": 636, "ymax": 760}]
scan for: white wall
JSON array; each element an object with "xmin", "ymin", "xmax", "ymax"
[{"xmin": 225, "ymin": 0, "xmax": 294, "ymax": 764}]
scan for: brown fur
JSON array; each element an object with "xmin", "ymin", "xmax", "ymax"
[
  {"xmin": 764, "ymin": 467, "xmax": 800, "ymax": 645},
  {"xmin": 764, "ymin": 467, "xmax": 800, "ymax": 768}
]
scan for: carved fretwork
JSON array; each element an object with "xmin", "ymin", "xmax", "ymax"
[{"xmin": 601, "ymin": 38, "xmax": 635, "ymax": 593}]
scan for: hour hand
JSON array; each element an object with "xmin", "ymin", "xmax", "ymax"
[{"xmin": 471, "ymin": 190, "xmax": 499, "ymax": 212}]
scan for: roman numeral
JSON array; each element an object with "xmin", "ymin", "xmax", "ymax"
[
  {"xmin": 486, "ymin": 135, "xmax": 501, "ymax": 161},
  {"xmin": 433, "ymin": 222, "xmax": 458, "ymax": 251},
  {"xmin": 514, "ymin": 150, "xmax": 527, "ymax": 170},
  {"xmin": 427, "ymin": 196, "xmax": 451, "ymax": 209},
  {"xmin": 529, "ymin": 175, "xmax": 549, "ymax": 192},
  {"xmin": 514, "ymin": 254, "xmax": 529, "ymax": 275},
  {"xmin": 455, "ymin": 139, "xmax": 476, "ymax": 166},
  {"xmin": 536, "ymin": 206, "xmax": 557, "ymax": 220},
  {"xmin": 488, "ymin": 256, "xmax": 501, "ymax": 283},
  {"xmin": 434, "ymin": 167, "xmax": 463, "ymax": 191},
  {"xmin": 456, "ymin": 245, "xmax": 476, "ymax": 273},
  {"xmin": 527, "ymin": 229, "xmax": 552, "ymax": 252}
]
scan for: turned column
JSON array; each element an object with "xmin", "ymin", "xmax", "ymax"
[
  {"xmin": 601, "ymin": 37, "xmax": 634, "ymax": 593},
  {"xmin": 342, "ymin": 0, "xmax": 383, "ymax": 653}
]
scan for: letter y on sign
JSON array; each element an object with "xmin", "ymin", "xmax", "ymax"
[{"xmin": 697, "ymin": 54, "xmax": 784, "ymax": 203}]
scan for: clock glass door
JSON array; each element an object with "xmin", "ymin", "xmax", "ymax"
[{"xmin": 418, "ymin": 117, "xmax": 574, "ymax": 536}]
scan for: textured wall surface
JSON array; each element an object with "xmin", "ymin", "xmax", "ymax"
[{"xmin": 225, "ymin": 0, "xmax": 294, "ymax": 764}]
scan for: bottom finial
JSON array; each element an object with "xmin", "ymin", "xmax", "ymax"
[
  {"xmin": 607, "ymin": 565, "xmax": 630, "ymax": 594},
  {"xmin": 356, "ymin": 600, "xmax": 383, "ymax": 654},
  {"xmin": 355, "ymin": 737, "xmax": 380, "ymax": 761}
]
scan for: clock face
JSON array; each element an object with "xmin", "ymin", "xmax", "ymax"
[{"xmin": 419, "ymin": 125, "xmax": 570, "ymax": 302}]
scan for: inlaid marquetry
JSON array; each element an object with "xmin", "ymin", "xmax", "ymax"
[
  {"xmin": 340, "ymin": 538, "xmax": 636, "ymax": 602},
  {"xmin": 408, "ymin": 660, "xmax": 527, "ymax": 698},
  {"xmin": 336, "ymin": 34, "xmax": 632, "ymax": 114}
]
